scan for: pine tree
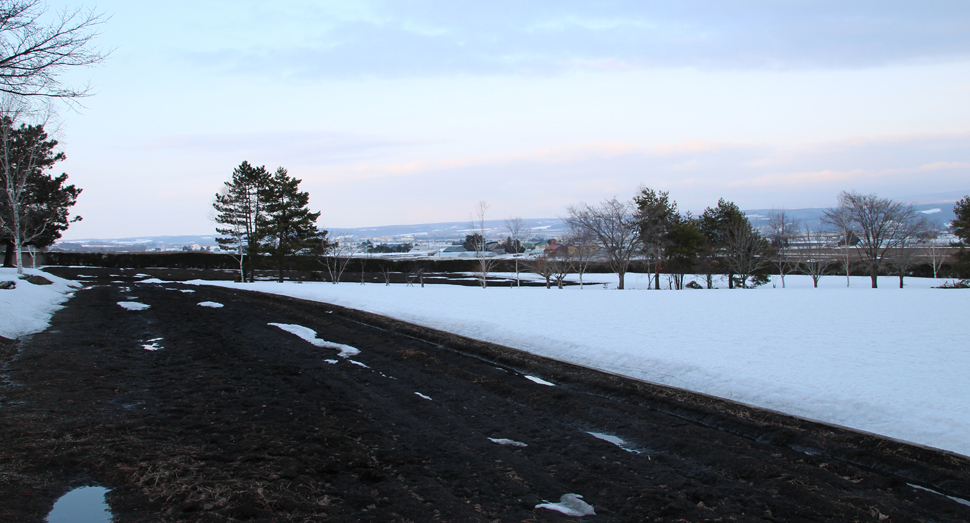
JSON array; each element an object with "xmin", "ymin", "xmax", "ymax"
[
  {"xmin": 951, "ymin": 196, "xmax": 970, "ymax": 279},
  {"xmin": 699, "ymin": 199, "xmax": 745, "ymax": 288},
  {"xmin": 213, "ymin": 161, "xmax": 271, "ymax": 282},
  {"xmin": 259, "ymin": 167, "xmax": 322, "ymax": 282},
  {"xmin": 0, "ymin": 117, "xmax": 79, "ymax": 272},
  {"xmin": 634, "ymin": 187, "xmax": 677, "ymax": 290}
]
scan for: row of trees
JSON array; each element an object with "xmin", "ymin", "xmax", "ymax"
[
  {"xmin": 557, "ymin": 189, "xmax": 951, "ymax": 290},
  {"xmin": 563, "ymin": 191, "xmax": 772, "ymax": 290},
  {"xmin": 213, "ymin": 161, "xmax": 324, "ymax": 282}
]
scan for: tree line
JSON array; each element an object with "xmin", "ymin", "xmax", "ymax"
[{"xmin": 554, "ymin": 189, "xmax": 968, "ymax": 290}]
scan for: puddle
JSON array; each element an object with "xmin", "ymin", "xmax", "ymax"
[{"xmin": 47, "ymin": 486, "xmax": 112, "ymax": 522}]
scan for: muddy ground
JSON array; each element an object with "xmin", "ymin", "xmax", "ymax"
[{"xmin": 1, "ymin": 267, "xmax": 969, "ymax": 522}]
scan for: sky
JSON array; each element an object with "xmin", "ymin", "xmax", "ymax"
[{"xmin": 38, "ymin": 0, "xmax": 970, "ymax": 238}]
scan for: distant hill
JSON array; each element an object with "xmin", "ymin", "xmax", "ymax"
[{"xmin": 55, "ymin": 202, "xmax": 960, "ymax": 252}]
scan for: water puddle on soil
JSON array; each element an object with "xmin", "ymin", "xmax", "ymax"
[{"xmin": 46, "ymin": 486, "xmax": 112, "ymax": 522}]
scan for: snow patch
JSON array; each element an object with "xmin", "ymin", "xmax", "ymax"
[
  {"xmin": 197, "ymin": 301, "xmax": 224, "ymax": 308},
  {"xmin": 415, "ymin": 392, "xmax": 432, "ymax": 400},
  {"xmin": 524, "ymin": 375, "xmax": 555, "ymax": 386},
  {"xmin": 908, "ymin": 483, "xmax": 970, "ymax": 507},
  {"xmin": 268, "ymin": 323, "xmax": 361, "ymax": 358},
  {"xmin": 139, "ymin": 278, "xmax": 166, "ymax": 284},
  {"xmin": 588, "ymin": 432, "xmax": 639, "ymax": 453},
  {"xmin": 117, "ymin": 301, "xmax": 150, "ymax": 311},
  {"xmin": 142, "ymin": 337, "xmax": 163, "ymax": 351},
  {"xmin": 0, "ymin": 269, "xmax": 81, "ymax": 339},
  {"xmin": 179, "ymin": 289, "xmax": 195, "ymax": 293},
  {"xmin": 488, "ymin": 437, "xmax": 527, "ymax": 447},
  {"xmin": 921, "ymin": 208, "xmax": 942, "ymax": 214},
  {"xmin": 324, "ymin": 359, "xmax": 338, "ymax": 364},
  {"xmin": 536, "ymin": 494, "xmax": 595, "ymax": 517}
]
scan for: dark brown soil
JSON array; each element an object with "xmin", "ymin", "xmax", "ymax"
[{"xmin": 1, "ymin": 267, "xmax": 969, "ymax": 522}]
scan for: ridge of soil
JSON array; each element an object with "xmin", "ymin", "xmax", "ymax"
[{"xmin": 1, "ymin": 266, "xmax": 968, "ymax": 522}]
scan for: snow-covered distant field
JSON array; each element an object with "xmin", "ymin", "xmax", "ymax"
[
  {"xmin": 189, "ymin": 273, "xmax": 970, "ymax": 457},
  {"xmin": 0, "ymin": 268, "xmax": 81, "ymax": 340}
]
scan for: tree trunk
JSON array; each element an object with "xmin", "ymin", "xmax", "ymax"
[
  {"xmin": 2, "ymin": 241, "xmax": 13, "ymax": 268},
  {"xmin": 870, "ymin": 272, "xmax": 878, "ymax": 288},
  {"xmin": 898, "ymin": 273, "xmax": 904, "ymax": 289},
  {"xmin": 617, "ymin": 270, "xmax": 625, "ymax": 290},
  {"xmin": 728, "ymin": 273, "xmax": 734, "ymax": 289}
]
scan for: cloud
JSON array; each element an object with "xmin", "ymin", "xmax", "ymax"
[
  {"xmin": 180, "ymin": 1, "xmax": 970, "ymax": 80},
  {"xmin": 917, "ymin": 161, "xmax": 970, "ymax": 171},
  {"xmin": 141, "ymin": 131, "xmax": 417, "ymax": 164}
]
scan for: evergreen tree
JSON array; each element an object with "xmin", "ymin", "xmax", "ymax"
[
  {"xmin": 665, "ymin": 214, "xmax": 707, "ymax": 289},
  {"xmin": 633, "ymin": 187, "xmax": 677, "ymax": 290},
  {"xmin": 951, "ymin": 196, "xmax": 970, "ymax": 278},
  {"xmin": 0, "ymin": 117, "xmax": 79, "ymax": 272},
  {"xmin": 213, "ymin": 161, "xmax": 271, "ymax": 282},
  {"xmin": 699, "ymin": 199, "xmax": 745, "ymax": 288},
  {"xmin": 953, "ymin": 196, "xmax": 970, "ymax": 246},
  {"xmin": 259, "ymin": 167, "xmax": 322, "ymax": 282}
]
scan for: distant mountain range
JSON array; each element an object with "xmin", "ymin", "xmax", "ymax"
[{"xmin": 55, "ymin": 202, "xmax": 959, "ymax": 252}]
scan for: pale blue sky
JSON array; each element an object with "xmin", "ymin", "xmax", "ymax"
[{"xmin": 47, "ymin": 1, "xmax": 970, "ymax": 238}]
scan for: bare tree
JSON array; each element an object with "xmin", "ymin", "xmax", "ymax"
[
  {"xmin": 469, "ymin": 200, "xmax": 494, "ymax": 288},
  {"xmin": 721, "ymin": 218, "xmax": 772, "ymax": 288},
  {"xmin": 0, "ymin": 1, "xmax": 108, "ymax": 101},
  {"xmin": 565, "ymin": 225, "xmax": 596, "ymax": 289},
  {"xmin": 376, "ymin": 258, "xmax": 392, "ymax": 286},
  {"xmin": 319, "ymin": 236, "xmax": 359, "ymax": 284},
  {"xmin": 767, "ymin": 209, "xmax": 800, "ymax": 288},
  {"xmin": 213, "ymin": 185, "xmax": 247, "ymax": 281},
  {"xmin": 801, "ymin": 224, "xmax": 833, "ymax": 288},
  {"xmin": 0, "ymin": 105, "xmax": 65, "ymax": 274},
  {"xmin": 887, "ymin": 215, "xmax": 929, "ymax": 288},
  {"xmin": 547, "ymin": 245, "xmax": 574, "ymax": 289},
  {"xmin": 564, "ymin": 197, "xmax": 640, "ymax": 290},
  {"xmin": 505, "ymin": 216, "xmax": 525, "ymax": 288},
  {"xmin": 922, "ymin": 231, "xmax": 947, "ymax": 280},
  {"xmin": 528, "ymin": 254, "xmax": 555, "ymax": 289},
  {"xmin": 824, "ymin": 191, "xmax": 927, "ymax": 288}
]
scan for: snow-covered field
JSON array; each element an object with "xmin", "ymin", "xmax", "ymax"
[
  {"xmin": 0, "ymin": 268, "xmax": 81, "ymax": 340},
  {"xmin": 187, "ymin": 273, "xmax": 970, "ymax": 458}
]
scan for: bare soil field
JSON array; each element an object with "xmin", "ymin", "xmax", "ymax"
[{"xmin": 1, "ymin": 267, "xmax": 969, "ymax": 522}]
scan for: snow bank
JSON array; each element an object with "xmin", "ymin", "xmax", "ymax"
[
  {"xmin": 190, "ymin": 276, "xmax": 970, "ymax": 457},
  {"xmin": 0, "ymin": 269, "xmax": 81, "ymax": 339}
]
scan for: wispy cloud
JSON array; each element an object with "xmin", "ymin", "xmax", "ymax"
[
  {"xmin": 141, "ymin": 131, "xmax": 418, "ymax": 164},
  {"xmin": 177, "ymin": 1, "xmax": 970, "ymax": 80}
]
